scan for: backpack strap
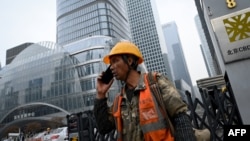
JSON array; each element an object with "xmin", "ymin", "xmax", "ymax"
[{"xmin": 147, "ymin": 72, "xmax": 175, "ymax": 136}]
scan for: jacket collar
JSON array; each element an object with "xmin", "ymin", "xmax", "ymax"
[{"xmin": 134, "ymin": 72, "xmax": 147, "ymax": 91}]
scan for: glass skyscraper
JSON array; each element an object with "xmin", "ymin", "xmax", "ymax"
[
  {"xmin": 162, "ymin": 22, "xmax": 194, "ymax": 95},
  {"xmin": 0, "ymin": 42, "xmax": 80, "ymax": 125},
  {"xmin": 125, "ymin": 0, "xmax": 168, "ymax": 77},
  {"xmin": 56, "ymin": 0, "xmax": 132, "ymax": 111},
  {"xmin": 195, "ymin": 15, "xmax": 218, "ymax": 77},
  {"xmin": 0, "ymin": 0, "xmax": 132, "ymax": 136},
  {"xmin": 0, "ymin": 36, "xmax": 119, "ymax": 135},
  {"xmin": 0, "ymin": 0, "xmax": 171, "ymax": 135},
  {"xmin": 56, "ymin": 0, "xmax": 131, "ymax": 46}
]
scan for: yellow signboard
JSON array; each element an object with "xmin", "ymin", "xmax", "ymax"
[
  {"xmin": 223, "ymin": 11, "xmax": 250, "ymax": 42},
  {"xmin": 211, "ymin": 8, "xmax": 250, "ymax": 63}
]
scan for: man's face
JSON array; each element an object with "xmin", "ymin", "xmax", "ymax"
[{"xmin": 109, "ymin": 55, "xmax": 129, "ymax": 81}]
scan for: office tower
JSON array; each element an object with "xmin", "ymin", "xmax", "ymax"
[
  {"xmin": 195, "ymin": 15, "xmax": 217, "ymax": 77},
  {"xmin": 193, "ymin": 0, "xmax": 223, "ymax": 74},
  {"xmin": 56, "ymin": 0, "xmax": 132, "ymax": 112},
  {"xmin": 125, "ymin": 0, "xmax": 168, "ymax": 76},
  {"xmin": 6, "ymin": 43, "xmax": 33, "ymax": 65},
  {"xmin": 162, "ymin": 53, "xmax": 173, "ymax": 82},
  {"xmin": 56, "ymin": 0, "xmax": 131, "ymax": 46},
  {"xmin": 2, "ymin": 0, "xmax": 127, "ymax": 134},
  {"xmin": 0, "ymin": 36, "xmax": 118, "ymax": 128},
  {"xmin": 162, "ymin": 22, "xmax": 193, "ymax": 92},
  {"xmin": 0, "ymin": 42, "xmax": 80, "ymax": 125}
]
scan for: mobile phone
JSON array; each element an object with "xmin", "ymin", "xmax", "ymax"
[{"xmin": 100, "ymin": 65, "xmax": 113, "ymax": 84}]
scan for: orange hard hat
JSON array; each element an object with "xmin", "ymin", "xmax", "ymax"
[{"xmin": 103, "ymin": 41, "xmax": 143, "ymax": 64}]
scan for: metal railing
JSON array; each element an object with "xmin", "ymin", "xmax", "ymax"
[
  {"xmin": 187, "ymin": 73, "xmax": 243, "ymax": 141},
  {"xmin": 68, "ymin": 73, "xmax": 243, "ymax": 141}
]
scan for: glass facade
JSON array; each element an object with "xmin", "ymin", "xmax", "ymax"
[
  {"xmin": 0, "ymin": 36, "xmax": 119, "ymax": 125},
  {"xmin": 162, "ymin": 22, "xmax": 193, "ymax": 88},
  {"xmin": 125, "ymin": 0, "xmax": 168, "ymax": 77},
  {"xmin": 56, "ymin": 0, "xmax": 131, "ymax": 46},
  {"xmin": 6, "ymin": 43, "xmax": 33, "ymax": 65},
  {"xmin": 194, "ymin": 15, "xmax": 217, "ymax": 77},
  {"xmin": 64, "ymin": 35, "xmax": 120, "ymax": 105}
]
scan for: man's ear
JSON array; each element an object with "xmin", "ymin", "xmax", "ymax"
[{"xmin": 127, "ymin": 56, "xmax": 134, "ymax": 65}]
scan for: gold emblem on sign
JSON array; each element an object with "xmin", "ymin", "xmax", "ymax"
[
  {"xmin": 226, "ymin": 0, "xmax": 237, "ymax": 9},
  {"xmin": 223, "ymin": 12, "xmax": 250, "ymax": 42}
]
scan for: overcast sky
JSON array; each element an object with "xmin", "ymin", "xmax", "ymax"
[{"xmin": 0, "ymin": 0, "xmax": 208, "ymax": 85}]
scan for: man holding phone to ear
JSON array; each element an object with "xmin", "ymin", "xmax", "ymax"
[{"xmin": 94, "ymin": 41, "xmax": 197, "ymax": 141}]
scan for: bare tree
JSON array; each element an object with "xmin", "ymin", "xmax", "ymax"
[
  {"xmin": 25, "ymin": 122, "xmax": 42, "ymax": 134},
  {"xmin": 4, "ymin": 125, "xmax": 19, "ymax": 137},
  {"xmin": 50, "ymin": 117, "xmax": 65, "ymax": 128}
]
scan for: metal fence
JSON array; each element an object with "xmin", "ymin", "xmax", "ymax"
[
  {"xmin": 187, "ymin": 73, "xmax": 243, "ymax": 141},
  {"xmin": 68, "ymin": 74, "xmax": 243, "ymax": 141}
]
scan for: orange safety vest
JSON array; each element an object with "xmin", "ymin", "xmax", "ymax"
[{"xmin": 113, "ymin": 74, "xmax": 174, "ymax": 141}]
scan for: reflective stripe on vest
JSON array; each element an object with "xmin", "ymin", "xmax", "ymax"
[
  {"xmin": 113, "ymin": 73, "xmax": 174, "ymax": 141},
  {"xmin": 113, "ymin": 95, "xmax": 123, "ymax": 141}
]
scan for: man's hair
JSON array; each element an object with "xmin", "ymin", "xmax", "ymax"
[{"xmin": 122, "ymin": 54, "xmax": 139, "ymax": 70}]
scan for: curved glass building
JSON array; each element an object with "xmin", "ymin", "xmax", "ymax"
[
  {"xmin": 0, "ymin": 36, "xmax": 119, "ymax": 131},
  {"xmin": 57, "ymin": 0, "xmax": 131, "ymax": 46}
]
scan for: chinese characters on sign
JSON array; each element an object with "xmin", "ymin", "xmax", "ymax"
[{"xmin": 227, "ymin": 45, "xmax": 250, "ymax": 55}]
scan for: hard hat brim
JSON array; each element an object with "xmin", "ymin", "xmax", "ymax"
[{"xmin": 103, "ymin": 53, "xmax": 143, "ymax": 64}]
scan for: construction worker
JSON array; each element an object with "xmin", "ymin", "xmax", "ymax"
[{"xmin": 94, "ymin": 41, "xmax": 196, "ymax": 141}]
